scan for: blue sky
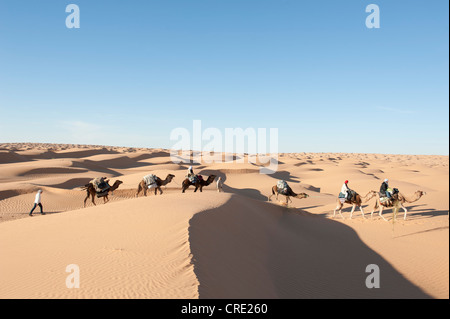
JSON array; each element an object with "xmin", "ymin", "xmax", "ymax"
[{"xmin": 0, "ymin": 0, "xmax": 448, "ymax": 155}]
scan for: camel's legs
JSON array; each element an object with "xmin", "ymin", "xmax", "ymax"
[
  {"xmin": 402, "ymin": 204, "xmax": 408, "ymax": 220},
  {"xmin": 83, "ymin": 194, "xmax": 89, "ymax": 208},
  {"xmin": 371, "ymin": 204, "xmax": 380, "ymax": 219},
  {"xmin": 91, "ymin": 193, "xmax": 96, "ymax": 206},
  {"xmin": 136, "ymin": 184, "xmax": 142, "ymax": 198},
  {"xmin": 273, "ymin": 191, "xmax": 279, "ymax": 201},
  {"xmin": 285, "ymin": 196, "xmax": 291, "ymax": 206},
  {"xmin": 333, "ymin": 203, "xmax": 343, "ymax": 219},
  {"xmin": 333, "ymin": 203, "xmax": 345, "ymax": 220},
  {"xmin": 359, "ymin": 206, "xmax": 366, "ymax": 219},
  {"xmin": 379, "ymin": 206, "xmax": 388, "ymax": 222},
  {"xmin": 350, "ymin": 205, "xmax": 356, "ymax": 219}
]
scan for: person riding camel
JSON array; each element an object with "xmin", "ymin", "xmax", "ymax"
[
  {"xmin": 341, "ymin": 180, "xmax": 350, "ymax": 200},
  {"xmin": 380, "ymin": 179, "xmax": 391, "ymax": 198},
  {"xmin": 187, "ymin": 166, "xmax": 196, "ymax": 183}
]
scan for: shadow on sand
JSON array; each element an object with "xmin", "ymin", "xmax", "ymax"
[{"xmin": 189, "ymin": 195, "xmax": 430, "ymax": 299}]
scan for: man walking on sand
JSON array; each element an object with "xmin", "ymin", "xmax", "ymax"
[
  {"xmin": 216, "ymin": 177, "xmax": 224, "ymax": 192},
  {"xmin": 29, "ymin": 189, "xmax": 45, "ymax": 216}
]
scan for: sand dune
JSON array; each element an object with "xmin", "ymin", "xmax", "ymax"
[
  {"xmin": 0, "ymin": 193, "xmax": 229, "ymax": 299},
  {"xmin": 0, "ymin": 143, "xmax": 448, "ymax": 298}
]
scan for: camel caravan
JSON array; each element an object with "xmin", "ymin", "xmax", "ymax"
[
  {"xmin": 332, "ymin": 179, "xmax": 426, "ymax": 221},
  {"xmin": 81, "ymin": 168, "xmax": 425, "ymax": 222}
]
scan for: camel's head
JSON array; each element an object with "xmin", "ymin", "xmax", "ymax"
[
  {"xmin": 416, "ymin": 190, "xmax": 426, "ymax": 197},
  {"xmin": 167, "ymin": 174, "xmax": 175, "ymax": 181},
  {"xmin": 368, "ymin": 190, "xmax": 378, "ymax": 199},
  {"xmin": 297, "ymin": 193, "xmax": 309, "ymax": 199}
]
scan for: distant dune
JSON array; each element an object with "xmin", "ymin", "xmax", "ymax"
[{"xmin": 0, "ymin": 143, "xmax": 448, "ymax": 298}]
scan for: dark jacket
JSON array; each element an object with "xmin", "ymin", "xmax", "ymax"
[{"xmin": 380, "ymin": 182, "xmax": 389, "ymax": 193}]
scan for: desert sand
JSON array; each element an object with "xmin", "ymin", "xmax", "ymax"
[{"xmin": 0, "ymin": 143, "xmax": 448, "ymax": 299}]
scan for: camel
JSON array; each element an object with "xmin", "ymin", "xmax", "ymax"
[
  {"xmin": 135, "ymin": 174, "xmax": 175, "ymax": 197},
  {"xmin": 182, "ymin": 175, "xmax": 216, "ymax": 193},
  {"xmin": 82, "ymin": 180, "xmax": 123, "ymax": 207},
  {"xmin": 333, "ymin": 190, "xmax": 377, "ymax": 220},
  {"xmin": 268, "ymin": 185, "xmax": 309, "ymax": 206},
  {"xmin": 371, "ymin": 190, "xmax": 426, "ymax": 221}
]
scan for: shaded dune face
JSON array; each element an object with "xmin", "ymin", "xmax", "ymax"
[{"xmin": 189, "ymin": 196, "xmax": 430, "ymax": 299}]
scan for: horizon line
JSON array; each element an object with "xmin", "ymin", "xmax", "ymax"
[{"xmin": 1, "ymin": 142, "xmax": 448, "ymax": 157}]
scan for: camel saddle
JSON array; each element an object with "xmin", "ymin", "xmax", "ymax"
[
  {"xmin": 189, "ymin": 174, "xmax": 203, "ymax": 184},
  {"xmin": 91, "ymin": 178, "xmax": 110, "ymax": 193},
  {"xmin": 339, "ymin": 190, "xmax": 356, "ymax": 201},
  {"xmin": 277, "ymin": 180, "xmax": 289, "ymax": 195},
  {"xmin": 380, "ymin": 188, "xmax": 399, "ymax": 203},
  {"xmin": 143, "ymin": 174, "xmax": 157, "ymax": 187}
]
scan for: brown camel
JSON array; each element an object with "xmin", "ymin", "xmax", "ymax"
[
  {"xmin": 333, "ymin": 190, "xmax": 377, "ymax": 220},
  {"xmin": 182, "ymin": 175, "xmax": 216, "ymax": 193},
  {"xmin": 268, "ymin": 185, "xmax": 309, "ymax": 206},
  {"xmin": 371, "ymin": 190, "xmax": 426, "ymax": 221},
  {"xmin": 82, "ymin": 180, "xmax": 123, "ymax": 207},
  {"xmin": 135, "ymin": 174, "xmax": 175, "ymax": 197}
]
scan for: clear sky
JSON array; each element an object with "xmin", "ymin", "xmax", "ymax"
[{"xmin": 0, "ymin": 0, "xmax": 448, "ymax": 155}]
